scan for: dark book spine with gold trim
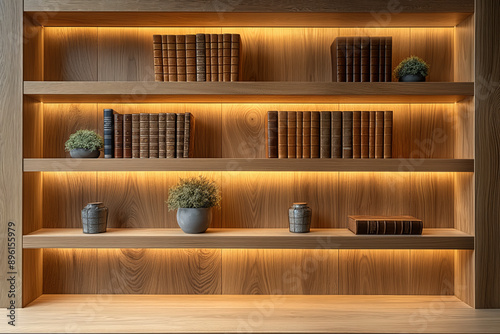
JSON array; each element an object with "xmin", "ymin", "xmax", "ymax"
[
  {"xmin": 231, "ymin": 34, "xmax": 240, "ymax": 81},
  {"xmin": 320, "ymin": 111, "xmax": 331, "ymax": 158},
  {"xmin": 140, "ymin": 113, "xmax": 149, "ymax": 158},
  {"xmin": 302, "ymin": 111, "xmax": 311, "ymax": 159},
  {"xmin": 384, "ymin": 110, "xmax": 393, "ymax": 158},
  {"xmin": 176, "ymin": 35, "xmax": 186, "ymax": 81},
  {"xmin": 342, "ymin": 111, "xmax": 353, "ymax": 158},
  {"xmin": 153, "ymin": 35, "xmax": 163, "ymax": 82},
  {"xmin": 278, "ymin": 111, "xmax": 287, "ymax": 159},
  {"xmin": 375, "ymin": 111, "xmax": 384, "ymax": 159},
  {"xmin": 267, "ymin": 111, "xmax": 278, "ymax": 158},
  {"xmin": 158, "ymin": 113, "xmax": 166, "ymax": 158},
  {"xmin": 166, "ymin": 35, "xmax": 177, "ymax": 82},
  {"xmin": 287, "ymin": 111, "xmax": 297, "ymax": 159},
  {"xmin": 123, "ymin": 114, "xmax": 132, "ymax": 158},
  {"xmin": 185, "ymin": 35, "xmax": 197, "ymax": 82},
  {"xmin": 166, "ymin": 113, "xmax": 176, "ymax": 158},
  {"xmin": 149, "ymin": 114, "xmax": 159, "ymax": 158},
  {"xmin": 361, "ymin": 111, "xmax": 370, "ymax": 159},
  {"xmin": 311, "ymin": 111, "xmax": 320, "ymax": 158},
  {"xmin": 331, "ymin": 111, "xmax": 342, "ymax": 158},
  {"xmin": 114, "ymin": 114, "xmax": 123, "ymax": 159},
  {"xmin": 176, "ymin": 113, "xmax": 185, "ymax": 158},
  {"xmin": 196, "ymin": 34, "xmax": 206, "ymax": 81},
  {"xmin": 131, "ymin": 114, "xmax": 140, "ymax": 159}
]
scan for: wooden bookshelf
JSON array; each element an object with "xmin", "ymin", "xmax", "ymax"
[
  {"xmin": 24, "ymin": 81, "xmax": 474, "ymax": 103},
  {"xmin": 23, "ymin": 228, "xmax": 474, "ymax": 249},
  {"xmin": 23, "ymin": 158, "xmax": 475, "ymax": 172}
]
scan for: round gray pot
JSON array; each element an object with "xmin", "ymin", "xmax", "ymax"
[
  {"xmin": 399, "ymin": 74, "xmax": 426, "ymax": 82},
  {"xmin": 70, "ymin": 148, "xmax": 100, "ymax": 158},
  {"xmin": 176, "ymin": 208, "xmax": 213, "ymax": 234}
]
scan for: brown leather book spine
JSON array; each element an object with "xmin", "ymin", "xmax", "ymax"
[
  {"xmin": 311, "ymin": 111, "xmax": 320, "ymax": 158},
  {"xmin": 352, "ymin": 111, "xmax": 361, "ymax": 158},
  {"xmin": 161, "ymin": 35, "xmax": 169, "ymax": 82},
  {"xmin": 331, "ymin": 37, "xmax": 346, "ymax": 82},
  {"xmin": 278, "ymin": 111, "xmax": 288, "ymax": 159},
  {"xmin": 166, "ymin": 113, "xmax": 176, "ymax": 158},
  {"xmin": 183, "ymin": 112, "xmax": 191, "ymax": 158},
  {"xmin": 139, "ymin": 113, "xmax": 149, "ymax": 158},
  {"xmin": 346, "ymin": 37, "xmax": 354, "ymax": 82},
  {"xmin": 385, "ymin": 221, "xmax": 397, "ymax": 234},
  {"xmin": 348, "ymin": 216, "xmax": 423, "ymax": 235},
  {"xmin": 287, "ymin": 111, "xmax": 297, "ymax": 159},
  {"xmin": 153, "ymin": 35, "xmax": 163, "ymax": 82},
  {"xmin": 342, "ymin": 111, "xmax": 353, "ymax": 158},
  {"xmin": 218, "ymin": 34, "xmax": 223, "ymax": 82},
  {"xmin": 384, "ymin": 110, "xmax": 393, "ymax": 158},
  {"xmin": 296, "ymin": 111, "xmax": 303, "ymax": 159},
  {"xmin": 123, "ymin": 114, "xmax": 132, "ymax": 158},
  {"xmin": 222, "ymin": 33, "xmax": 231, "ymax": 82},
  {"xmin": 176, "ymin": 35, "xmax": 186, "ymax": 81},
  {"xmin": 360, "ymin": 37, "xmax": 370, "ymax": 82},
  {"xmin": 353, "ymin": 37, "xmax": 361, "ymax": 82},
  {"xmin": 375, "ymin": 110, "xmax": 384, "ymax": 158},
  {"xmin": 385, "ymin": 37, "xmax": 392, "ymax": 82},
  {"xmin": 360, "ymin": 111, "xmax": 370, "ymax": 158},
  {"xmin": 231, "ymin": 34, "xmax": 240, "ymax": 81},
  {"xmin": 176, "ymin": 113, "xmax": 185, "ymax": 158},
  {"xmin": 302, "ymin": 111, "xmax": 311, "ymax": 159},
  {"xmin": 114, "ymin": 114, "xmax": 123, "ymax": 158},
  {"xmin": 158, "ymin": 113, "xmax": 166, "ymax": 158},
  {"xmin": 348, "ymin": 217, "xmax": 368, "ymax": 234},
  {"xmin": 210, "ymin": 34, "xmax": 218, "ymax": 82},
  {"xmin": 166, "ymin": 35, "xmax": 177, "ymax": 82},
  {"xmin": 149, "ymin": 114, "xmax": 159, "ymax": 158},
  {"xmin": 131, "ymin": 114, "xmax": 140, "ymax": 158},
  {"xmin": 195, "ymin": 34, "xmax": 206, "ymax": 82},
  {"xmin": 185, "ymin": 35, "xmax": 196, "ymax": 82},
  {"xmin": 369, "ymin": 111, "xmax": 376, "ymax": 158},
  {"xmin": 370, "ymin": 37, "xmax": 380, "ymax": 82},
  {"xmin": 320, "ymin": 111, "xmax": 331, "ymax": 158},
  {"xmin": 267, "ymin": 111, "xmax": 278, "ymax": 158},
  {"xmin": 205, "ymin": 34, "xmax": 211, "ymax": 82},
  {"xmin": 379, "ymin": 37, "xmax": 386, "ymax": 82},
  {"xmin": 331, "ymin": 111, "xmax": 342, "ymax": 158}
]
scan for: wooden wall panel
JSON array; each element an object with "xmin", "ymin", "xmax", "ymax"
[
  {"xmin": 96, "ymin": 103, "xmax": 222, "ymax": 158},
  {"xmin": 455, "ymin": 250, "xmax": 475, "ymax": 307},
  {"xmin": 338, "ymin": 104, "xmax": 410, "ymax": 158},
  {"xmin": 23, "ymin": 14, "xmax": 43, "ymax": 81},
  {"xmin": 455, "ymin": 173, "xmax": 474, "ymax": 235},
  {"xmin": 98, "ymin": 249, "xmax": 221, "ymax": 294},
  {"xmin": 455, "ymin": 14, "xmax": 474, "ymax": 82},
  {"xmin": 410, "ymin": 104, "xmax": 455, "ymax": 159},
  {"xmin": 339, "ymin": 250, "xmax": 410, "ymax": 295},
  {"xmin": 23, "ymin": 172, "xmax": 43, "ymax": 234},
  {"xmin": 339, "ymin": 28, "xmax": 411, "ymax": 82},
  {"xmin": 0, "ymin": 0, "xmax": 23, "ymax": 308},
  {"xmin": 44, "ymin": 27, "xmax": 98, "ymax": 81},
  {"xmin": 43, "ymin": 104, "xmax": 99, "ymax": 158},
  {"xmin": 409, "ymin": 250, "xmax": 454, "ymax": 295},
  {"xmin": 222, "ymin": 172, "xmax": 294, "ymax": 228},
  {"xmin": 475, "ymin": 0, "xmax": 500, "ymax": 308},
  {"xmin": 22, "ymin": 249, "xmax": 42, "ymax": 307},
  {"xmin": 222, "ymin": 249, "xmax": 338, "ymax": 295},
  {"xmin": 410, "ymin": 28, "xmax": 454, "ymax": 82},
  {"xmin": 43, "ymin": 172, "xmax": 97, "ymax": 228},
  {"xmin": 295, "ymin": 173, "xmax": 339, "ymax": 228},
  {"xmin": 43, "ymin": 249, "xmax": 98, "ymax": 294},
  {"xmin": 23, "ymin": 97, "xmax": 43, "ymax": 158},
  {"xmin": 410, "ymin": 173, "xmax": 454, "ymax": 228},
  {"xmin": 338, "ymin": 173, "xmax": 411, "ymax": 228},
  {"xmin": 455, "ymin": 97, "xmax": 474, "ymax": 159}
]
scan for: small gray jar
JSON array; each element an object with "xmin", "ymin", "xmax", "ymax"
[
  {"xmin": 177, "ymin": 207, "xmax": 213, "ymax": 234},
  {"xmin": 70, "ymin": 148, "xmax": 100, "ymax": 158},
  {"xmin": 81, "ymin": 202, "xmax": 108, "ymax": 234},
  {"xmin": 289, "ymin": 202, "xmax": 312, "ymax": 233}
]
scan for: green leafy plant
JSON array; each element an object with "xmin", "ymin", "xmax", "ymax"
[
  {"xmin": 167, "ymin": 175, "xmax": 221, "ymax": 211},
  {"xmin": 393, "ymin": 56, "xmax": 430, "ymax": 79},
  {"xmin": 64, "ymin": 130, "xmax": 104, "ymax": 152}
]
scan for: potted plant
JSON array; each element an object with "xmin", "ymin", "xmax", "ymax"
[
  {"xmin": 167, "ymin": 175, "xmax": 221, "ymax": 234},
  {"xmin": 65, "ymin": 129, "xmax": 103, "ymax": 158},
  {"xmin": 393, "ymin": 56, "xmax": 430, "ymax": 82}
]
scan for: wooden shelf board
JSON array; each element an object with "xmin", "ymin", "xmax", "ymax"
[
  {"xmin": 24, "ymin": 12, "xmax": 473, "ymax": 27},
  {"xmin": 23, "ymin": 228, "xmax": 474, "ymax": 249},
  {"xmin": 23, "ymin": 158, "xmax": 475, "ymax": 172},
  {"xmin": 6, "ymin": 294, "xmax": 500, "ymax": 333},
  {"xmin": 24, "ymin": 81, "xmax": 474, "ymax": 103}
]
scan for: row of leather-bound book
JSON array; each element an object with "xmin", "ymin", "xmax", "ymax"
[{"xmin": 266, "ymin": 110, "xmax": 393, "ymax": 159}]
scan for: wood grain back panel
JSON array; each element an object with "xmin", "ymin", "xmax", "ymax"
[
  {"xmin": 97, "ymin": 249, "xmax": 221, "ymax": 294},
  {"xmin": 23, "ymin": 172, "xmax": 43, "ymax": 234},
  {"xmin": 475, "ymin": 0, "xmax": 500, "ymax": 308},
  {"xmin": 23, "ymin": 14, "xmax": 43, "ymax": 81},
  {"xmin": 43, "ymin": 172, "xmax": 97, "ymax": 228},
  {"xmin": 455, "ymin": 98, "xmax": 474, "ymax": 159},
  {"xmin": 454, "ymin": 172, "xmax": 474, "ymax": 235},
  {"xmin": 23, "ymin": 249, "xmax": 43, "ymax": 306},
  {"xmin": 23, "ymin": 97, "xmax": 43, "ymax": 158},
  {"xmin": 455, "ymin": 250, "xmax": 474, "ymax": 307},
  {"xmin": 455, "ymin": 14, "xmax": 474, "ymax": 82},
  {"xmin": 222, "ymin": 249, "xmax": 338, "ymax": 295},
  {"xmin": 43, "ymin": 103, "xmax": 99, "ymax": 158},
  {"xmin": 44, "ymin": 27, "xmax": 98, "ymax": 81},
  {"xmin": 43, "ymin": 248, "xmax": 98, "ymax": 294},
  {"xmin": 409, "ymin": 250, "xmax": 454, "ymax": 295}
]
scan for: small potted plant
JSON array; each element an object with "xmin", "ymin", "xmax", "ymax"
[
  {"xmin": 393, "ymin": 56, "xmax": 430, "ymax": 82},
  {"xmin": 65, "ymin": 129, "xmax": 103, "ymax": 158},
  {"xmin": 167, "ymin": 175, "xmax": 221, "ymax": 234}
]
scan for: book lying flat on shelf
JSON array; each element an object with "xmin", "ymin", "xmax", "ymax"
[{"xmin": 348, "ymin": 215, "xmax": 423, "ymax": 235}]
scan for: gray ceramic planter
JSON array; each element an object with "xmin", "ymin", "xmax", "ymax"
[
  {"xmin": 70, "ymin": 148, "xmax": 100, "ymax": 158},
  {"xmin": 176, "ymin": 208, "xmax": 213, "ymax": 234},
  {"xmin": 398, "ymin": 74, "xmax": 426, "ymax": 82}
]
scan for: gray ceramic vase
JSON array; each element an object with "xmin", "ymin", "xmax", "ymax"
[
  {"xmin": 176, "ymin": 208, "xmax": 213, "ymax": 234},
  {"xmin": 399, "ymin": 74, "xmax": 426, "ymax": 82},
  {"xmin": 81, "ymin": 202, "xmax": 108, "ymax": 234},
  {"xmin": 70, "ymin": 148, "xmax": 100, "ymax": 158},
  {"xmin": 289, "ymin": 202, "xmax": 312, "ymax": 233}
]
